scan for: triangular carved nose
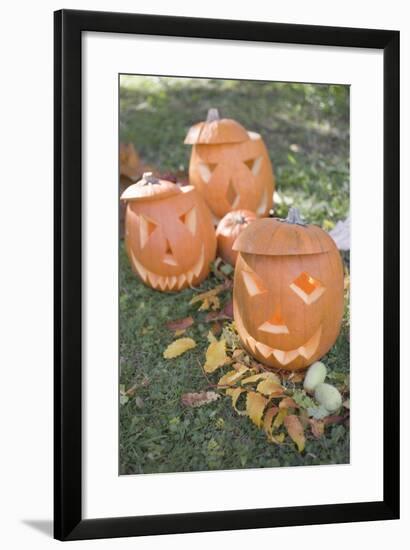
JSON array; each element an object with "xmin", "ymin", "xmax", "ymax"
[
  {"xmin": 258, "ymin": 306, "xmax": 289, "ymax": 335},
  {"xmin": 163, "ymin": 239, "xmax": 178, "ymax": 266}
]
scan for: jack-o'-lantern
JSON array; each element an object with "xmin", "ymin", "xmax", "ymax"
[
  {"xmin": 121, "ymin": 172, "xmax": 216, "ymax": 291},
  {"xmin": 233, "ymin": 208, "xmax": 344, "ymax": 370},
  {"xmin": 216, "ymin": 209, "xmax": 257, "ymax": 266},
  {"xmin": 184, "ymin": 109, "xmax": 275, "ymax": 223}
]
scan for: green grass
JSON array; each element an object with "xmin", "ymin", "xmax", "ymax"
[{"xmin": 119, "ymin": 77, "xmax": 350, "ymax": 475}]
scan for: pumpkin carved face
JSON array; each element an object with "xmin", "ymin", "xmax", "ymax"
[
  {"xmin": 233, "ymin": 209, "xmax": 344, "ymax": 370},
  {"xmin": 121, "ymin": 173, "xmax": 216, "ymax": 291},
  {"xmin": 185, "ymin": 109, "xmax": 275, "ymax": 222}
]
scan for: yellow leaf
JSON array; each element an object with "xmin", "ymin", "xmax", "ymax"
[
  {"xmin": 284, "ymin": 414, "xmax": 306, "ymax": 452},
  {"xmin": 263, "ymin": 406, "xmax": 278, "ymax": 438},
  {"xmin": 273, "ymin": 407, "xmax": 288, "ymax": 428},
  {"xmin": 226, "ymin": 387, "xmax": 247, "ymax": 415},
  {"xmin": 279, "ymin": 397, "xmax": 298, "ymax": 409},
  {"xmin": 163, "ymin": 337, "xmax": 196, "ymax": 359},
  {"xmin": 256, "ymin": 378, "xmax": 284, "ymax": 397},
  {"xmin": 204, "ymin": 339, "xmax": 228, "ymax": 373},
  {"xmin": 218, "ymin": 365, "xmax": 249, "ymax": 386},
  {"xmin": 246, "ymin": 391, "xmax": 268, "ymax": 427},
  {"xmin": 241, "ymin": 372, "xmax": 280, "ymax": 385},
  {"xmin": 189, "ymin": 284, "xmax": 225, "ymax": 305},
  {"xmin": 207, "ymin": 330, "xmax": 217, "ymax": 343}
]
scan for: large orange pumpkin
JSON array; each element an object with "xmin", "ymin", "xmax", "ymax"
[
  {"xmin": 184, "ymin": 109, "xmax": 275, "ymax": 222},
  {"xmin": 233, "ymin": 208, "xmax": 344, "ymax": 370},
  {"xmin": 121, "ymin": 172, "xmax": 216, "ymax": 291},
  {"xmin": 216, "ymin": 209, "xmax": 257, "ymax": 266}
]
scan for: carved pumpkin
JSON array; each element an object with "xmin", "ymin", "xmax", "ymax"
[
  {"xmin": 121, "ymin": 172, "xmax": 216, "ymax": 291},
  {"xmin": 233, "ymin": 208, "xmax": 344, "ymax": 370},
  {"xmin": 216, "ymin": 209, "xmax": 257, "ymax": 266},
  {"xmin": 184, "ymin": 109, "xmax": 275, "ymax": 223}
]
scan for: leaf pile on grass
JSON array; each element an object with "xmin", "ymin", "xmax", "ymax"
[{"xmin": 160, "ymin": 272, "xmax": 349, "ymax": 455}]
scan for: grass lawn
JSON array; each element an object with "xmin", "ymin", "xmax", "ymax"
[{"xmin": 119, "ymin": 77, "xmax": 350, "ymax": 475}]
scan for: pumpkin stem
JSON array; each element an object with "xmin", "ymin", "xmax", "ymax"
[
  {"xmin": 206, "ymin": 108, "xmax": 220, "ymax": 122},
  {"xmin": 285, "ymin": 207, "xmax": 306, "ymax": 226},
  {"xmin": 141, "ymin": 172, "xmax": 160, "ymax": 185},
  {"xmin": 234, "ymin": 212, "xmax": 246, "ymax": 224}
]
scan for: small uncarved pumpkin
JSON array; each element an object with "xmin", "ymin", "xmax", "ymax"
[
  {"xmin": 216, "ymin": 209, "xmax": 257, "ymax": 266},
  {"xmin": 233, "ymin": 208, "xmax": 344, "ymax": 370},
  {"xmin": 121, "ymin": 173, "xmax": 216, "ymax": 292},
  {"xmin": 185, "ymin": 109, "xmax": 275, "ymax": 222}
]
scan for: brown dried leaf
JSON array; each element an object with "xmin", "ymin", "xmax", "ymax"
[
  {"xmin": 205, "ymin": 299, "xmax": 234, "ymax": 322},
  {"xmin": 204, "ymin": 339, "xmax": 228, "ymax": 373},
  {"xmin": 279, "ymin": 397, "xmax": 298, "ymax": 409},
  {"xmin": 181, "ymin": 391, "xmax": 220, "ymax": 408},
  {"xmin": 166, "ymin": 316, "xmax": 194, "ymax": 332},
  {"xmin": 163, "ymin": 337, "xmax": 196, "ymax": 359},
  {"xmin": 309, "ymin": 418, "xmax": 325, "ymax": 438},
  {"xmin": 284, "ymin": 414, "xmax": 306, "ymax": 452},
  {"xmin": 246, "ymin": 391, "xmax": 268, "ymax": 427}
]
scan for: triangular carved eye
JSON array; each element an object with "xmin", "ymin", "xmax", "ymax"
[
  {"xmin": 179, "ymin": 207, "xmax": 197, "ymax": 236},
  {"xmin": 244, "ymin": 156, "xmax": 262, "ymax": 176},
  {"xmin": 242, "ymin": 270, "xmax": 267, "ymax": 297},
  {"xmin": 139, "ymin": 215, "xmax": 158, "ymax": 248},
  {"xmin": 198, "ymin": 162, "xmax": 217, "ymax": 183},
  {"xmin": 290, "ymin": 272, "xmax": 325, "ymax": 304}
]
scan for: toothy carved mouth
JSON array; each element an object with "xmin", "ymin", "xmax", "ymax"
[
  {"xmin": 129, "ymin": 245, "xmax": 205, "ymax": 291},
  {"xmin": 236, "ymin": 309, "xmax": 321, "ymax": 366}
]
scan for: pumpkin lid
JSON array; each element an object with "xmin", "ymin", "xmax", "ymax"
[
  {"xmin": 232, "ymin": 208, "xmax": 335, "ymax": 256},
  {"xmin": 184, "ymin": 108, "xmax": 250, "ymax": 145},
  {"xmin": 120, "ymin": 172, "xmax": 181, "ymax": 202}
]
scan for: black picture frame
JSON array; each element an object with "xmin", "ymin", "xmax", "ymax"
[{"xmin": 54, "ymin": 9, "xmax": 400, "ymax": 541}]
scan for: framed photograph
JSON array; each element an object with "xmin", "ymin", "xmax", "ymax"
[{"xmin": 54, "ymin": 9, "xmax": 400, "ymax": 541}]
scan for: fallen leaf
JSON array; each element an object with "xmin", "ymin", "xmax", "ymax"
[
  {"xmin": 263, "ymin": 406, "xmax": 280, "ymax": 441},
  {"xmin": 246, "ymin": 391, "xmax": 268, "ymax": 427},
  {"xmin": 174, "ymin": 329, "xmax": 187, "ymax": 337},
  {"xmin": 181, "ymin": 391, "xmax": 220, "ymax": 408},
  {"xmin": 256, "ymin": 378, "xmax": 284, "ymax": 397},
  {"xmin": 284, "ymin": 414, "xmax": 306, "ymax": 452},
  {"xmin": 273, "ymin": 407, "xmax": 288, "ymax": 428},
  {"xmin": 309, "ymin": 418, "xmax": 324, "ymax": 438},
  {"xmin": 226, "ymin": 387, "xmax": 247, "ymax": 415},
  {"xmin": 307, "ymin": 405, "xmax": 329, "ymax": 420},
  {"xmin": 210, "ymin": 321, "xmax": 222, "ymax": 336},
  {"xmin": 166, "ymin": 316, "xmax": 194, "ymax": 332},
  {"xmin": 241, "ymin": 372, "xmax": 281, "ymax": 385},
  {"xmin": 204, "ymin": 339, "xmax": 228, "ymax": 373},
  {"xmin": 205, "ymin": 300, "xmax": 234, "ymax": 322},
  {"xmin": 163, "ymin": 337, "xmax": 196, "ymax": 359},
  {"xmin": 279, "ymin": 397, "xmax": 298, "ymax": 409},
  {"xmin": 218, "ymin": 365, "xmax": 249, "ymax": 386},
  {"xmin": 190, "ymin": 284, "xmax": 227, "ymax": 311},
  {"xmin": 207, "ymin": 330, "xmax": 217, "ymax": 343},
  {"xmin": 323, "ymin": 414, "xmax": 347, "ymax": 426}
]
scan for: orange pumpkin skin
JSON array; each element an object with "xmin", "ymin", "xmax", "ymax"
[
  {"xmin": 233, "ymin": 209, "xmax": 344, "ymax": 370},
  {"xmin": 216, "ymin": 209, "xmax": 257, "ymax": 266},
  {"xmin": 185, "ymin": 110, "xmax": 275, "ymax": 223},
  {"xmin": 121, "ymin": 173, "xmax": 216, "ymax": 292}
]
